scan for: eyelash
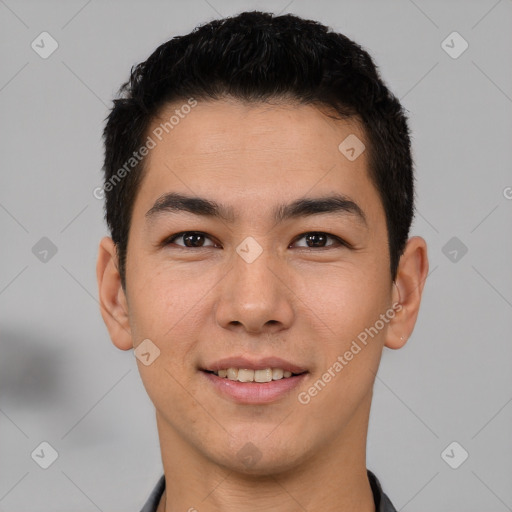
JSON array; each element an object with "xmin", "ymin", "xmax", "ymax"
[{"xmin": 162, "ymin": 231, "xmax": 350, "ymax": 250}]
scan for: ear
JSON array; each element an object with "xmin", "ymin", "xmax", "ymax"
[
  {"xmin": 385, "ymin": 236, "xmax": 429, "ymax": 350},
  {"xmin": 96, "ymin": 236, "xmax": 133, "ymax": 351}
]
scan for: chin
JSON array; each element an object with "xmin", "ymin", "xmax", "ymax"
[
  {"xmin": 223, "ymin": 455, "xmax": 305, "ymax": 477},
  {"xmin": 210, "ymin": 438, "xmax": 310, "ymax": 477}
]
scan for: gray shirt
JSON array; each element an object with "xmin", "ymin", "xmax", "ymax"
[{"xmin": 140, "ymin": 470, "xmax": 397, "ymax": 511}]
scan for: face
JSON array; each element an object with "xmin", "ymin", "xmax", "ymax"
[{"xmin": 99, "ymin": 98, "xmax": 423, "ymax": 475}]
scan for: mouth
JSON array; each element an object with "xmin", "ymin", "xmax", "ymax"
[
  {"xmin": 202, "ymin": 368, "xmax": 307, "ymax": 383},
  {"xmin": 199, "ymin": 357, "xmax": 309, "ymax": 404}
]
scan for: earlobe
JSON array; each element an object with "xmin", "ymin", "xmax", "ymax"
[
  {"xmin": 385, "ymin": 236, "xmax": 429, "ymax": 350},
  {"xmin": 96, "ymin": 236, "xmax": 133, "ymax": 351}
]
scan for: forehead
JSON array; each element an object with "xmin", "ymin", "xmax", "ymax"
[
  {"xmin": 133, "ymin": 98, "xmax": 383, "ymax": 226},
  {"xmin": 147, "ymin": 98, "xmax": 365, "ymax": 161}
]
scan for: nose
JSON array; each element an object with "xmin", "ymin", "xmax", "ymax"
[{"xmin": 214, "ymin": 245, "xmax": 295, "ymax": 336}]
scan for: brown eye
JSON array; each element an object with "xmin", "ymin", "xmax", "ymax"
[
  {"xmin": 165, "ymin": 231, "xmax": 217, "ymax": 248},
  {"xmin": 291, "ymin": 232, "xmax": 345, "ymax": 249}
]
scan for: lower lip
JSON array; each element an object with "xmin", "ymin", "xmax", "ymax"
[{"xmin": 201, "ymin": 371, "xmax": 308, "ymax": 404}]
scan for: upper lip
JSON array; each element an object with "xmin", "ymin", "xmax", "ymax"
[{"xmin": 202, "ymin": 356, "xmax": 308, "ymax": 374}]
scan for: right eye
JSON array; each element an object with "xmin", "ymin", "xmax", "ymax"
[{"xmin": 163, "ymin": 231, "xmax": 220, "ymax": 248}]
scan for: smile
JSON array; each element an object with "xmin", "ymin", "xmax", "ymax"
[
  {"xmin": 207, "ymin": 367, "xmax": 305, "ymax": 382},
  {"xmin": 201, "ymin": 369, "xmax": 308, "ymax": 404}
]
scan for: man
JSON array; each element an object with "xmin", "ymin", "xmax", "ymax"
[{"xmin": 96, "ymin": 11, "xmax": 428, "ymax": 511}]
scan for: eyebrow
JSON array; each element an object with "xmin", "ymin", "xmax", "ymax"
[{"xmin": 145, "ymin": 192, "xmax": 367, "ymax": 227}]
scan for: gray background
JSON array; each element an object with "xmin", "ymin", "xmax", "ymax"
[{"xmin": 1, "ymin": 0, "xmax": 511, "ymax": 510}]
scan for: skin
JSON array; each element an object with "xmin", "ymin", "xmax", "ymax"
[{"xmin": 97, "ymin": 98, "xmax": 428, "ymax": 512}]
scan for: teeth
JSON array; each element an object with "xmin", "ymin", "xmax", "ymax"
[
  {"xmin": 272, "ymin": 368, "xmax": 284, "ymax": 380},
  {"xmin": 255, "ymin": 369, "xmax": 273, "ymax": 382},
  {"xmin": 213, "ymin": 367, "xmax": 298, "ymax": 382}
]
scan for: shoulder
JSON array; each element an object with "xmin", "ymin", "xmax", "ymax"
[
  {"xmin": 367, "ymin": 470, "xmax": 397, "ymax": 512},
  {"xmin": 140, "ymin": 474, "xmax": 165, "ymax": 512}
]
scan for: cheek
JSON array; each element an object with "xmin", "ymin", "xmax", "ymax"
[
  {"xmin": 128, "ymin": 261, "xmax": 210, "ymax": 338},
  {"xmin": 128, "ymin": 269, "xmax": 208, "ymax": 421},
  {"xmin": 293, "ymin": 259, "xmax": 388, "ymax": 330},
  {"xmin": 293, "ymin": 260, "xmax": 390, "ymax": 395}
]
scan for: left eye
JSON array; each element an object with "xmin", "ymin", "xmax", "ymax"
[
  {"xmin": 290, "ymin": 232, "xmax": 345, "ymax": 249},
  {"xmin": 164, "ymin": 231, "xmax": 218, "ymax": 248}
]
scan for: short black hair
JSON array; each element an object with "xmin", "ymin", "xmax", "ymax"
[{"xmin": 102, "ymin": 10, "xmax": 414, "ymax": 290}]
